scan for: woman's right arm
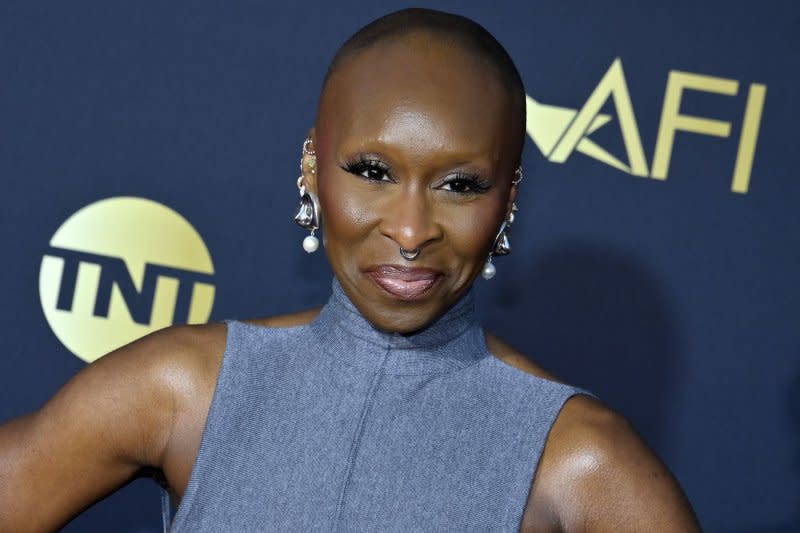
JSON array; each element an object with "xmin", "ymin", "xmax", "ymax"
[{"xmin": 0, "ymin": 324, "xmax": 224, "ymax": 533}]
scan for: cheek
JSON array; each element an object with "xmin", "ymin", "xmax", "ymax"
[
  {"xmin": 317, "ymin": 176, "xmax": 375, "ymax": 248},
  {"xmin": 443, "ymin": 201, "xmax": 506, "ymax": 261}
]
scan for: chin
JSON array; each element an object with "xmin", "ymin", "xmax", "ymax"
[
  {"xmin": 363, "ymin": 283, "xmax": 471, "ymax": 334},
  {"xmin": 334, "ymin": 261, "xmax": 478, "ymax": 333},
  {"xmin": 365, "ymin": 307, "xmax": 439, "ymax": 335}
]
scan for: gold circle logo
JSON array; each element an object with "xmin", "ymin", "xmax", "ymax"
[{"xmin": 39, "ymin": 197, "xmax": 215, "ymax": 362}]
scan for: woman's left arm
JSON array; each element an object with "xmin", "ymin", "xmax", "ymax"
[{"xmin": 521, "ymin": 395, "xmax": 701, "ymax": 532}]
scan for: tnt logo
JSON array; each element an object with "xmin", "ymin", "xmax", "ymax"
[
  {"xmin": 39, "ymin": 197, "xmax": 215, "ymax": 362},
  {"xmin": 526, "ymin": 58, "xmax": 766, "ymax": 194}
]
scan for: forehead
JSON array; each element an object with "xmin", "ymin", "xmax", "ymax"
[{"xmin": 317, "ymin": 34, "xmax": 517, "ymax": 164}]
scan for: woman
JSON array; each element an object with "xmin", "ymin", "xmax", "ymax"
[{"xmin": 0, "ymin": 8, "xmax": 700, "ymax": 532}]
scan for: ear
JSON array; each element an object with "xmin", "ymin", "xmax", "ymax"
[
  {"xmin": 301, "ymin": 127, "xmax": 318, "ymax": 194},
  {"xmin": 503, "ymin": 169, "xmax": 520, "ymax": 220}
]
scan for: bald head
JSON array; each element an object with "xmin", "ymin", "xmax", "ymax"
[{"xmin": 320, "ymin": 8, "xmax": 526, "ymax": 159}]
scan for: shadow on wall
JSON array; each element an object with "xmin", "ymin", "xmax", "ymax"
[
  {"xmin": 725, "ymin": 369, "xmax": 800, "ymax": 533},
  {"xmin": 479, "ymin": 240, "xmax": 677, "ymax": 451}
]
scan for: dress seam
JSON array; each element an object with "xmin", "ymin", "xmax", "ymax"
[{"xmin": 332, "ymin": 344, "xmax": 390, "ymax": 531}]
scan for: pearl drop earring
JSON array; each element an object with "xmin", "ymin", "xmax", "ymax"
[
  {"xmin": 293, "ymin": 138, "xmax": 321, "ymax": 253},
  {"xmin": 482, "ymin": 167, "xmax": 522, "ymax": 280}
]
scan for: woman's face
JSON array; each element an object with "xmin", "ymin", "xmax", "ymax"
[{"xmin": 310, "ymin": 34, "xmax": 521, "ymax": 333}]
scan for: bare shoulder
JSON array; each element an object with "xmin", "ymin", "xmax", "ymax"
[
  {"xmin": 136, "ymin": 321, "xmax": 228, "ymax": 390},
  {"xmin": 522, "ymin": 395, "xmax": 701, "ymax": 532},
  {"xmin": 482, "ymin": 333, "xmax": 700, "ymax": 531},
  {"xmin": 84, "ymin": 322, "xmax": 229, "ymax": 432},
  {"xmin": 0, "ymin": 322, "xmax": 227, "ymax": 532}
]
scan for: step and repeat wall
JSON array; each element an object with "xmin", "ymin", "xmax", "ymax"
[{"xmin": 1, "ymin": 1, "xmax": 797, "ymax": 531}]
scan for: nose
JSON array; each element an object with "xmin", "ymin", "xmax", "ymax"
[{"xmin": 378, "ymin": 187, "xmax": 443, "ymax": 253}]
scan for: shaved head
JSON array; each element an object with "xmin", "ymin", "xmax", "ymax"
[{"xmin": 321, "ymin": 8, "xmax": 526, "ymax": 160}]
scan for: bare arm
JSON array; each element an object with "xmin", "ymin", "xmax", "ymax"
[
  {"xmin": 522, "ymin": 395, "xmax": 701, "ymax": 532},
  {"xmin": 486, "ymin": 333, "xmax": 699, "ymax": 532},
  {"xmin": 0, "ymin": 323, "xmax": 224, "ymax": 532}
]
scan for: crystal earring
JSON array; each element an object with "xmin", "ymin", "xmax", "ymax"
[{"xmin": 294, "ymin": 138, "xmax": 320, "ymax": 253}]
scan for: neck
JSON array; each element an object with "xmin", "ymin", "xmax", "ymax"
[{"xmin": 309, "ymin": 278, "xmax": 487, "ymax": 375}]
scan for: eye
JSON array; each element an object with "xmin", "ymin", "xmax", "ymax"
[
  {"xmin": 437, "ymin": 173, "xmax": 491, "ymax": 195},
  {"xmin": 342, "ymin": 157, "xmax": 392, "ymax": 183}
]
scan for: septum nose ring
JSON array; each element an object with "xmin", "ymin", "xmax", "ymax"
[{"xmin": 399, "ymin": 247, "xmax": 421, "ymax": 261}]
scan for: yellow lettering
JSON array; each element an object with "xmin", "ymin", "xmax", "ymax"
[
  {"xmin": 731, "ymin": 83, "xmax": 766, "ymax": 194},
  {"xmin": 651, "ymin": 71, "xmax": 738, "ymax": 180},
  {"xmin": 550, "ymin": 58, "xmax": 649, "ymax": 177}
]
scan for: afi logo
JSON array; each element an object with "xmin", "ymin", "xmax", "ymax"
[{"xmin": 526, "ymin": 58, "xmax": 766, "ymax": 194}]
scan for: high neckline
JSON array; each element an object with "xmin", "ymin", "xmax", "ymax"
[{"xmin": 310, "ymin": 278, "xmax": 488, "ymax": 375}]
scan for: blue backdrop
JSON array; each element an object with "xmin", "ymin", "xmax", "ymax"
[{"xmin": 1, "ymin": 1, "xmax": 797, "ymax": 531}]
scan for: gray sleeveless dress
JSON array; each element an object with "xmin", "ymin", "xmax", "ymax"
[{"xmin": 167, "ymin": 280, "xmax": 585, "ymax": 532}]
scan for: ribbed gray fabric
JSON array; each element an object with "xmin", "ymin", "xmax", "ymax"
[{"xmin": 168, "ymin": 280, "xmax": 585, "ymax": 532}]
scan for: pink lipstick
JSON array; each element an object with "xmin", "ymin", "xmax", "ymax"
[{"xmin": 365, "ymin": 265, "xmax": 442, "ymax": 301}]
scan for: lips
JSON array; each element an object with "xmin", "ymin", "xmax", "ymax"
[{"xmin": 365, "ymin": 265, "xmax": 442, "ymax": 301}]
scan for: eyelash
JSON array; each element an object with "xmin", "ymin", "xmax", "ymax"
[
  {"xmin": 441, "ymin": 173, "xmax": 491, "ymax": 195},
  {"xmin": 342, "ymin": 157, "xmax": 392, "ymax": 183},
  {"xmin": 341, "ymin": 156, "xmax": 491, "ymax": 195}
]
